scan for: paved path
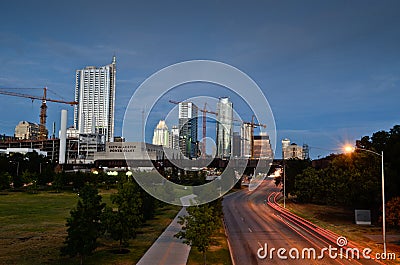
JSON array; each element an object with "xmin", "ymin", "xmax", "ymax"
[{"xmin": 137, "ymin": 207, "xmax": 191, "ymax": 265}]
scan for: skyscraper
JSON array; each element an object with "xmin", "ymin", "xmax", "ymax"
[
  {"xmin": 152, "ymin": 120, "xmax": 170, "ymax": 147},
  {"xmin": 216, "ymin": 97, "xmax": 233, "ymax": 158},
  {"xmin": 74, "ymin": 56, "xmax": 116, "ymax": 142},
  {"xmin": 282, "ymin": 138, "xmax": 291, "ymax": 159},
  {"xmin": 232, "ymin": 131, "xmax": 241, "ymax": 157},
  {"xmin": 241, "ymin": 123, "xmax": 252, "ymax": 158},
  {"xmin": 178, "ymin": 102, "xmax": 198, "ymax": 159},
  {"xmin": 169, "ymin": 125, "xmax": 179, "ymax": 150}
]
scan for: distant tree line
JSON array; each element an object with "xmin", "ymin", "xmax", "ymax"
[
  {"xmin": 0, "ymin": 152, "xmax": 54, "ymax": 191},
  {"xmin": 0, "ymin": 152, "xmax": 126, "ymax": 192},
  {"xmin": 278, "ymin": 125, "xmax": 400, "ymax": 224}
]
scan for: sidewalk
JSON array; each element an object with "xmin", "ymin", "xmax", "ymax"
[{"xmin": 137, "ymin": 207, "xmax": 191, "ymax": 265}]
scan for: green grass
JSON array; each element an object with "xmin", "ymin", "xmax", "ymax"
[
  {"xmin": 0, "ymin": 191, "xmax": 79, "ymax": 265},
  {"xmin": 0, "ymin": 190, "xmax": 180, "ymax": 265}
]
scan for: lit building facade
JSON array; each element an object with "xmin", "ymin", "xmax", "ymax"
[
  {"xmin": 74, "ymin": 56, "xmax": 116, "ymax": 142},
  {"xmin": 216, "ymin": 97, "xmax": 233, "ymax": 158},
  {"xmin": 178, "ymin": 102, "xmax": 198, "ymax": 159},
  {"xmin": 253, "ymin": 133, "xmax": 273, "ymax": 159},
  {"xmin": 282, "ymin": 138, "xmax": 304, "ymax": 160},
  {"xmin": 15, "ymin": 121, "xmax": 40, "ymax": 140},
  {"xmin": 152, "ymin": 120, "xmax": 170, "ymax": 147}
]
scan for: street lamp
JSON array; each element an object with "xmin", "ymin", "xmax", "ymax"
[
  {"xmin": 344, "ymin": 145, "xmax": 386, "ymax": 254},
  {"xmin": 283, "ymin": 162, "xmax": 286, "ymax": 208}
]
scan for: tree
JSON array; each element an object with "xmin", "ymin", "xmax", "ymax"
[
  {"xmin": 282, "ymin": 158, "xmax": 311, "ymax": 197},
  {"xmin": 61, "ymin": 185, "xmax": 105, "ymax": 264},
  {"xmin": 102, "ymin": 181, "xmax": 143, "ymax": 250},
  {"xmin": 175, "ymin": 204, "xmax": 218, "ymax": 265},
  {"xmin": 140, "ymin": 186, "xmax": 156, "ymax": 220},
  {"xmin": 385, "ymin": 197, "xmax": 400, "ymax": 228},
  {"xmin": 293, "ymin": 167, "xmax": 327, "ymax": 204},
  {"xmin": 0, "ymin": 171, "xmax": 11, "ymax": 190},
  {"xmin": 53, "ymin": 172, "xmax": 65, "ymax": 193}
]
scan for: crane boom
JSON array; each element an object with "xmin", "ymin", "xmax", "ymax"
[
  {"xmin": 243, "ymin": 115, "xmax": 267, "ymax": 159},
  {"xmin": 169, "ymin": 100, "xmax": 219, "ymax": 158},
  {"xmin": 0, "ymin": 87, "xmax": 78, "ymax": 140},
  {"xmin": 0, "ymin": 89, "xmax": 77, "ymax": 105},
  {"xmin": 199, "ymin": 103, "xmax": 218, "ymax": 158}
]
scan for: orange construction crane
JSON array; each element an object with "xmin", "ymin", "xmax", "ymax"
[
  {"xmin": 0, "ymin": 87, "xmax": 78, "ymax": 140},
  {"xmin": 244, "ymin": 115, "xmax": 267, "ymax": 159}
]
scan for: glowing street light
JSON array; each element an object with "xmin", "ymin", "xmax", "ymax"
[
  {"xmin": 343, "ymin": 145, "xmax": 355, "ymax": 153},
  {"xmin": 344, "ymin": 145, "xmax": 386, "ymax": 254}
]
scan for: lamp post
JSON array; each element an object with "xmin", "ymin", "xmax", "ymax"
[
  {"xmin": 283, "ymin": 162, "xmax": 286, "ymax": 208},
  {"xmin": 344, "ymin": 145, "xmax": 386, "ymax": 254}
]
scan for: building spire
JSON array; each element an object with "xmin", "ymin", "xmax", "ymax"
[{"xmin": 112, "ymin": 53, "xmax": 116, "ymax": 64}]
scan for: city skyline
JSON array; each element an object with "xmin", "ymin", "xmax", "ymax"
[{"xmin": 1, "ymin": 1, "xmax": 400, "ymax": 158}]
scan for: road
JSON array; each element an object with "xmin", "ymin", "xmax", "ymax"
[{"xmin": 223, "ymin": 179, "xmax": 383, "ymax": 265}]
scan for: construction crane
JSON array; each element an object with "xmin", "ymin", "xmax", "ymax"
[
  {"xmin": 244, "ymin": 115, "xmax": 267, "ymax": 159},
  {"xmin": 200, "ymin": 103, "xmax": 218, "ymax": 158},
  {"xmin": 169, "ymin": 100, "xmax": 268, "ymax": 159},
  {"xmin": 0, "ymin": 87, "xmax": 78, "ymax": 140},
  {"xmin": 169, "ymin": 100, "xmax": 218, "ymax": 158}
]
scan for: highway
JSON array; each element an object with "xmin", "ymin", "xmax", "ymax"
[{"xmin": 223, "ymin": 179, "xmax": 383, "ymax": 265}]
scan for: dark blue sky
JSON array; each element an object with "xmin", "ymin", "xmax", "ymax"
[{"xmin": 1, "ymin": 0, "xmax": 399, "ymax": 158}]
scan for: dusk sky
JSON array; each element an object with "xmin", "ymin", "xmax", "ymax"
[{"xmin": 1, "ymin": 0, "xmax": 399, "ymax": 158}]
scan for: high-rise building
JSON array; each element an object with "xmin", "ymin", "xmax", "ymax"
[
  {"xmin": 232, "ymin": 132, "xmax": 241, "ymax": 157},
  {"xmin": 240, "ymin": 123, "xmax": 252, "ymax": 158},
  {"xmin": 282, "ymin": 138, "xmax": 290, "ymax": 158},
  {"xmin": 178, "ymin": 102, "xmax": 198, "ymax": 159},
  {"xmin": 15, "ymin": 121, "xmax": 40, "ymax": 140},
  {"xmin": 216, "ymin": 97, "xmax": 233, "ymax": 158},
  {"xmin": 74, "ymin": 56, "xmax": 116, "ymax": 142},
  {"xmin": 152, "ymin": 120, "xmax": 170, "ymax": 147},
  {"xmin": 169, "ymin": 125, "xmax": 179, "ymax": 150}
]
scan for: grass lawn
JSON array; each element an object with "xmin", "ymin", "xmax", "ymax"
[{"xmin": 0, "ymin": 190, "xmax": 180, "ymax": 265}]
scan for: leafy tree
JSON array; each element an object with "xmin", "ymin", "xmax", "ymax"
[
  {"xmin": 140, "ymin": 186, "xmax": 156, "ymax": 220},
  {"xmin": 282, "ymin": 158, "xmax": 311, "ymax": 196},
  {"xmin": 61, "ymin": 185, "xmax": 105, "ymax": 264},
  {"xmin": 11, "ymin": 174, "xmax": 23, "ymax": 188},
  {"xmin": 102, "ymin": 181, "xmax": 143, "ymax": 250},
  {"xmin": 0, "ymin": 171, "xmax": 11, "ymax": 190},
  {"xmin": 53, "ymin": 172, "xmax": 65, "ymax": 193},
  {"xmin": 385, "ymin": 197, "xmax": 400, "ymax": 228},
  {"xmin": 175, "ymin": 204, "xmax": 218, "ymax": 265},
  {"xmin": 356, "ymin": 125, "xmax": 400, "ymax": 201}
]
